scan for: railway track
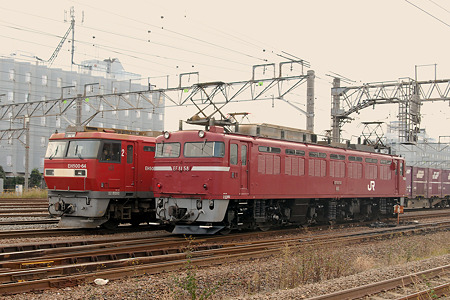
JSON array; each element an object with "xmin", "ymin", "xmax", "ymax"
[
  {"xmin": 0, "ymin": 219, "xmax": 59, "ymax": 226},
  {"xmin": 0, "ymin": 219, "xmax": 448, "ymax": 295},
  {"xmin": 310, "ymin": 265, "xmax": 450, "ymax": 299}
]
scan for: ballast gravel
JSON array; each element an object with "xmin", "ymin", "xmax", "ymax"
[{"xmin": 2, "ymin": 229, "xmax": 449, "ymax": 300}]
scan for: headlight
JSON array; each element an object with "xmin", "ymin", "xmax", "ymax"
[
  {"xmin": 75, "ymin": 170, "xmax": 86, "ymax": 176},
  {"xmin": 164, "ymin": 131, "xmax": 170, "ymax": 139},
  {"xmin": 198, "ymin": 130, "xmax": 205, "ymax": 138}
]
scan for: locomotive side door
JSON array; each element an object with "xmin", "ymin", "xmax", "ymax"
[
  {"xmin": 240, "ymin": 142, "xmax": 250, "ymax": 195},
  {"xmin": 124, "ymin": 142, "xmax": 136, "ymax": 190},
  {"xmin": 393, "ymin": 159, "xmax": 403, "ymax": 195}
]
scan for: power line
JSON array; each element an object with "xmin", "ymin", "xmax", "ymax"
[
  {"xmin": 426, "ymin": 0, "xmax": 450, "ymax": 14},
  {"xmin": 404, "ymin": 0, "xmax": 450, "ymax": 28}
]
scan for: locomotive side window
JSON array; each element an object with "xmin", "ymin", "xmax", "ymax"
[
  {"xmin": 230, "ymin": 144, "xmax": 238, "ymax": 165},
  {"xmin": 143, "ymin": 146, "xmax": 155, "ymax": 152},
  {"xmin": 100, "ymin": 142, "xmax": 121, "ymax": 162},
  {"xmin": 330, "ymin": 154, "xmax": 345, "ymax": 160},
  {"xmin": 67, "ymin": 140, "xmax": 101, "ymax": 159},
  {"xmin": 365, "ymin": 158, "xmax": 378, "ymax": 164},
  {"xmin": 285, "ymin": 149, "xmax": 305, "ymax": 156},
  {"xmin": 184, "ymin": 142, "xmax": 225, "ymax": 157},
  {"xmin": 155, "ymin": 142, "xmax": 181, "ymax": 158},
  {"xmin": 309, "ymin": 152, "xmax": 327, "ymax": 158},
  {"xmin": 348, "ymin": 156, "xmax": 363, "ymax": 162},
  {"xmin": 241, "ymin": 145, "xmax": 247, "ymax": 165},
  {"xmin": 45, "ymin": 141, "xmax": 67, "ymax": 159},
  {"xmin": 259, "ymin": 146, "xmax": 281, "ymax": 153}
]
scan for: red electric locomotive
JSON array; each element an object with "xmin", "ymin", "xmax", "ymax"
[
  {"xmin": 153, "ymin": 125, "xmax": 407, "ymax": 234},
  {"xmin": 45, "ymin": 127, "xmax": 158, "ymax": 228}
]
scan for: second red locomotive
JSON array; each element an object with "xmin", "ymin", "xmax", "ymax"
[{"xmin": 153, "ymin": 125, "xmax": 407, "ymax": 234}]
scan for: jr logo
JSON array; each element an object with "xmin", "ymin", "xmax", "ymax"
[{"xmin": 367, "ymin": 180, "xmax": 376, "ymax": 191}]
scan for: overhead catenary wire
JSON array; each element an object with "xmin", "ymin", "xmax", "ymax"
[{"xmin": 404, "ymin": 0, "xmax": 450, "ymax": 29}]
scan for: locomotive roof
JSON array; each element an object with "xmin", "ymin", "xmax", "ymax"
[
  {"xmin": 157, "ymin": 128, "xmax": 401, "ymax": 159},
  {"xmin": 49, "ymin": 131, "xmax": 157, "ymax": 142}
]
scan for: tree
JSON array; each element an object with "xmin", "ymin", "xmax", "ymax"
[
  {"xmin": 0, "ymin": 166, "xmax": 5, "ymax": 180},
  {"xmin": 30, "ymin": 168, "xmax": 42, "ymax": 188}
]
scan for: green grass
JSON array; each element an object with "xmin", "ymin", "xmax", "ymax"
[{"xmin": 0, "ymin": 188, "xmax": 47, "ymax": 199}]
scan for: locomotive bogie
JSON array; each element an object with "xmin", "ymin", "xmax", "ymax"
[{"xmin": 157, "ymin": 197, "xmax": 229, "ymax": 223}]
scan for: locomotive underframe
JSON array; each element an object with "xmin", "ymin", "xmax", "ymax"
[
  {"xmin": 156, "ymin": 196, "xmax": 399, "ymax": 234},
  {"xmin": 49, "ymin": 190, "xmax": 156, "ymax": 228}
]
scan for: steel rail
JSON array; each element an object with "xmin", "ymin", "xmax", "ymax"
[
  {"xmin": 398, "ymin": 282, "xmax": 450, "ymax": 299},
  {"xmin": 308, "ymin": 265, "xmax": 450, "ymax": 300},
  {"xmin": 0, "ymin": 219, "xmax": 59, "ymax": 226},
  {"xmin": 0, "ymin": 220, "xmax": 448, "ymax": 295}
]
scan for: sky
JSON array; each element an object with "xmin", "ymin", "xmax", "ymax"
[{"xmin": 1, "ymin": 0, "xmax": 449, "ymax": 142}]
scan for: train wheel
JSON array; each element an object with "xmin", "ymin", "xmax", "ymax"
[
  {"xmin": 258, "ymin": 224, "xmax": 271, "ymax": 232},
  {"xmin": 219, "ymin": 227, "xmax": 232, "ymax": 235},
  {"xmin": 130, "ymin": 220, "xmax": 142, "ymax": 227},
  {"xmin": 102, "ymin": 219, "xmax": 119, "ymax": 230}
]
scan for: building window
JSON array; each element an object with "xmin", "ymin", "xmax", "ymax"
[
  {"xmin": 99, "ymin": 122, "xmax": 103, "ymax": 128},
  {"xmin": 112, "ymin": 110, "xmax": 117, "ymax": 116},
  {"xmin": 41, "ymin": 117, "xmax": 46, "ymax": 126},
  {"xmin": 147, "ymin": 112, "xmax": 152, "ymax": 120},
  {"xmin": 41, "ymin": 137, "xmax": 46, "ymax": 147},
  {"xmin": 25, "ymin": 72, "xmax": 31, "ymax": 83},
  {"xmin": 9, "ymin": 69, "xmax": 15, "ymax": 81},
  {"xmin": 8, "ymin": 91, "xmax": 13, "ymax": 102},
  {"xmin": 72, "ymin": 80, "xmax": 77, "ymax": 92},
  {"xmin": 42, "ymin": 75, "xmax": 48, "ymax": 86},
  {"xmin": 56, "ymin": 117, "xmax": 61, "ymax": 128},
  {"xmin": 85, "ymin": 103, "xmax": 90, "ymax": 112},
  {"xmin": 57, "ymin": 77, "xmax": 62, "ymax": 87},
  {"xmin": 159, "ymin": 114, "xmax": 163, "ymax": 121},
  {"xmin": 25, "ymin": 93, "xmax": 30, "ymax": 102},
  {"xmin": 136, "ymin": 111, "xmax": 140, "ymax": 119},
  {"xmin": 125, "ymin": 110, "xmax": 129, "ymax": 117},
  {"xmin": 6, "ymin": 155, "xmax": 12, "ymax": 166}
]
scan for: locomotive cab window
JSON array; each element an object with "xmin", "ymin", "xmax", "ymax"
[
  {"xmin": 45, "ymin": 141, "xmax": 67, "ymax": 159},
  {"xmin": 100, "ymin": 142, "xmax": 121, "ymax": 162},
  {"xmin": 67, "ymin": 140, "xmax": 101, "ymax": 159},
  {"xmin": 155, "ymin": 142, "xmax": 181, "ymax": 158},
  {"xmin": 184, "ymin": 141, "xmax": 225, "ymax": 157}
]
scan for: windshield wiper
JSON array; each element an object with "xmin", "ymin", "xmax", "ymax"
[
  {"xmin": 201, "ymin": 139, "xmax": 208, "ymax": 153},
  {"xmin": 75, "ymin": 145, "xmax": 83, "ymax": 160},
  {"xmin": 49, "ymin": 146, "xmax": 58, "ymax": 160}
]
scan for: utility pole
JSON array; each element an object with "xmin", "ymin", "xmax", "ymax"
[
  {"xmin": 331, "ymin": 77, "xmax": 341, "ymax": 142},
  {"xmin": 70, "ymin": 7, "xmax": 76, "ymax": 70},
  {"xmin": 24, "ymin": 117, "xmax": 29, "ymax": 191},
  {"xmin": 306, "ymin": 70, "xmax": 315, "ymax": 132}
]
